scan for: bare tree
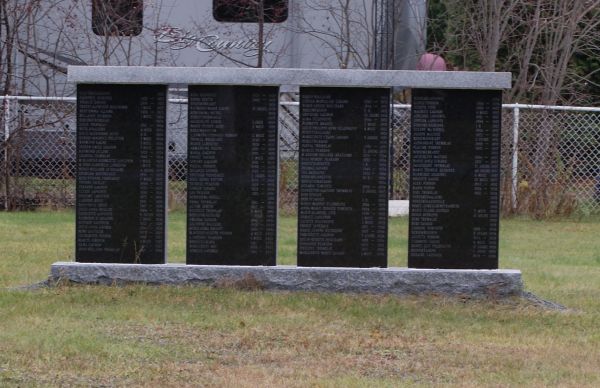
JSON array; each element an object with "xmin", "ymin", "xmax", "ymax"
[
  {"xmin": 428, "ymin": 0, "xmax": 600, "ymax": 216},
  {"xmin": 169, "ymin": 0, "xmax": 380, "ymax": 69},
  {"xmin": 1, "ymin": 0, "xmax": 173, "ymax": 209},
  {"xmin": 295, "ymin": 0, "xmax": 376, "ymax": 69},
  {"xmin": 466, "ymin": 0, "xmax": 519, "ymax": 72},
  {"xmin": 431, "ymin": 0, "xmax": 600, "ymax": 104},
  {"xmin": 173, "ymin": 0, "xmax": 290, "ymax": 68},
  {"xmin": 1, "ymin": 0, "xmax": 43, "ymax": 209}
]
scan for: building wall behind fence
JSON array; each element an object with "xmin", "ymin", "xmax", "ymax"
[{"xmin": 1, "ymin": 95, "xmax": 599, "ymax": 214}]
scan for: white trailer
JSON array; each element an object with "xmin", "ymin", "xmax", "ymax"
[
  {"xmin": 11, "ymin": 0, "xmax": 426, "ymax": 95},
  {"xmin": 2, "ymin": 0, "xmax": 427, "ymax": 178}
]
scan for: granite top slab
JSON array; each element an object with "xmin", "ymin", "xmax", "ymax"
[{"xmin": 68, "ymin": 66, "xmax": 511, "ymax": 89}]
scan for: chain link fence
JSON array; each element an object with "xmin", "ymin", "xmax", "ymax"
[
  {"xmin": 1, "ymin": 96, "xmax": 76, "ymax": 209},
  {"xmin": 1, "ymin": 94, "xmax": 599, "ymax": 215},
  {"xmin": 504, "ymin": 105, "xmax": 600, "ymax": 217}
]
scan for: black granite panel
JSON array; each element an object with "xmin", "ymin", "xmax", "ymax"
[
  {"xmin": 187, "ymin": 85, "xmax": 278, "ymax": 265},
  {"xmin": 408, "ymin": 89, "xmax": 501, "ymax": 269},
  {"xmin": 298, "ymin": 87, "xmax": 389, "ymax": 267},
  {"xmin": 76, "ymin": 84, "xmax": 166, "ymax": 264}
]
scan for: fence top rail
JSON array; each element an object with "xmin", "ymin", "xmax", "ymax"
[
  {"xmin": 503, "ymin": 103, "xmax": 600, "ymax": 113},
  {"xmin": 67, "ymin": 66, "xmax": 511, "ymax": 90},
  {"xmin": 3, "ymin": 95, "xmax": 600, "ymax": 114},
  {"xmin": 1, "ymin": 95, "xmax": 77, "ymax": 102},
  {"xmin": 390, "ymin": 103, "xmax": 600, "ymax": 112}
]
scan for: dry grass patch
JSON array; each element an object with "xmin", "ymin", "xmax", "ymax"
[
  {"xmin": 2, "ymin": 286, "xmax": 598, "ymax": 386},
  {"xmin": 1, "ymin": 212, "xmax": 599, "ymax": 385}
]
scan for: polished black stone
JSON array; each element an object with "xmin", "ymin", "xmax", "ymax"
[
  {"xmin": 408, "ymin": 89, "xmax": 501, "ymax": 269},
  {"xmin": 298, "ymin": 87, "xmax": 389, "ymax": 268},
  {"xmin": 76, "ymin": 84, "xmax": 166, "ymax": 264},
  {"xmin": 187, "ymin": 85, "xmax": 278, "ymax": 265}
]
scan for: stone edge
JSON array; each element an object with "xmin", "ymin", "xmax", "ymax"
[
  {"xmin": 50, "ymin": 262, "xmax": 523, "ymax": 298},
  {"xmin": 68, "ymin": 66, "xmax": 512, "ymax": 90}
]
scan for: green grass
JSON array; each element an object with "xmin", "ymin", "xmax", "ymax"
[{"xmin": 1, "ymin": 211, "xmax": 599, "ymax": 386}]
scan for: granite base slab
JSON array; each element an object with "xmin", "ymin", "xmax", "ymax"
[{"xmin": 50, "ymin": 262, "xmax": 522, "ymax": 298}]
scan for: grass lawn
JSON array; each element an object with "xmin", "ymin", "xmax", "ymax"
[{"xmin": 1, "ymin": 211, "xmax": 599, "ymax": 386}]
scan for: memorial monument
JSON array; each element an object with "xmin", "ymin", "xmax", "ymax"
[
  {"xmin": 187, "ymin": 85, "xmax": 278, "ymax": 265},
  {"xmin": 409, "ymin": 89, "xmax": 501, "ymax": 269},
  {"xmin": 55, "ymin": 66, "xmax": 522, "ymax": 298},
  {"xmin": 76, "ymin": 84, "xmax": 167, "ymax": 264},
  {"xmin": 298, "ymin": 87, "xmax": 389, "ymax": 267}
]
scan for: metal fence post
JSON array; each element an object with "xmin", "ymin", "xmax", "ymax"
[
  {"xmin": 3, "ymin": 96, "xmax": 10, "ymax": 210},
  {"xmin": 511, "ymin": 104, "xmax": 520, "ymax": 211}
]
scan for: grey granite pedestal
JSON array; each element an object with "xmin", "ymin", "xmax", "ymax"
[{"xmin": 50, "ymin": 262, "xmax": 522, "ymax": 298}]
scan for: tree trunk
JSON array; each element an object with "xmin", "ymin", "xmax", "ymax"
[{"xmin": 257, "ymin": 0, "xmax": 264, "ymax": 68}]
